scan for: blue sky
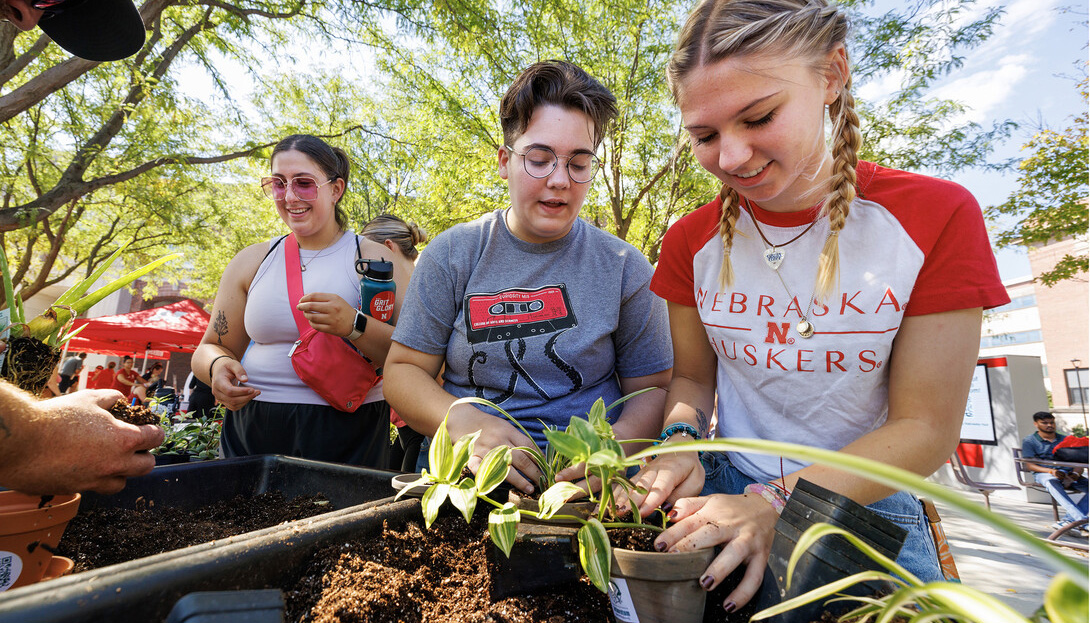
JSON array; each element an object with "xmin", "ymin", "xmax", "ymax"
[{"xmin": 906, "ymin": 0, "xmax": 1086, "ymax": 280}]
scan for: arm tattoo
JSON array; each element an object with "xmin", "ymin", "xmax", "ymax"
[
  {"xmin": 695, "ymin": 408, "xmax": 710, "ymax": 439},
  {"xmin": 213, "ymin": 311, "xmax": 229, "ymax": 345}
]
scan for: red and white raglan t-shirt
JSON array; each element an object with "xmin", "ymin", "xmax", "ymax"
[{"xmin": 651, "ymin": 161, "xmax": 1009, "ymax": 482}]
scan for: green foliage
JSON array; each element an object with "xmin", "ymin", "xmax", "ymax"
[
  {"xmin": 751, "ymin": 523, "xmax": 1029, "ymax": 623},
  {"xmin": 987, "ymin": 76, "xmax": 1089, "ymax": 286},
  {"xmin": 636, "ymin": 438, "xmax": 1088, "ymax": 623},
  {"xmin": 398, "ymin": 390, "xmax": 660, "ymax": 594},
  {"xmin": 153, "ymin": 407, "xmax": 223, "ymax": 461},
  {"xmin": 0, "ymin": 240, "xmax": 179, "ymax": 345}
]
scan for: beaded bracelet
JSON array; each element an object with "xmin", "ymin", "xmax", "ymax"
[
  {"xmin": 654, "ymin": 423, "xmax": 703, "ymax": 457},
  {"xmin": 744, "ymin": 483, "xmax": 789, "ymax": 515}
]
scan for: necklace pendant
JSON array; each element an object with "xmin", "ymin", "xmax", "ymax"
[
  {"xmin": 796, "ymin": 319, "xmax": 815, "ymax": 338},
  {"xmin": 764, "ymin": 246, "xmax": 784, "ymax": 271},
  {"xmin": 300, "ymin": 264, "xmax": 307, "ymax": 272}
]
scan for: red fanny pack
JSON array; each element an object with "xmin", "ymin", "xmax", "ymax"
[{"xmin": 284, "ymin": 234, "xmax": 380, "ymax": 412}]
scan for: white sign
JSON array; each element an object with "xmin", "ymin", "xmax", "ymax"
[{"xmin": 961, "ymin": 364, "xmax": 997, "ymax": 444}]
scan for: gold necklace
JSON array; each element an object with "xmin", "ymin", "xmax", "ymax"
[
  {"xmin": 298, "ymin": 238, "xmax": 340, "ymax": 272},
  {"xmin": 742, "ymin": 199, "xmax": 819, "ymax": 271}
]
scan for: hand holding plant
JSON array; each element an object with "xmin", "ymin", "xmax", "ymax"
[{"xmin": 396, "ymin": 391, "xmax": 666, "ymax": 594}]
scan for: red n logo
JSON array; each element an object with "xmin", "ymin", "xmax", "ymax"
[{"xmin": 765, "ymin": 322, "xmax": 790, "ymax": 344}]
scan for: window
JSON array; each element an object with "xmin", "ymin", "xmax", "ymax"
[
  {"xmin": 979, "ymin": 330, "xmax": 1042, "ymax": 349},
  {"xmin": 1066, "ymin": 368, "xmax": 1088, "ymax": 407},
  {"xmin": 987, "ymin": 293, "xmax": 1037, "ymax": 314}
]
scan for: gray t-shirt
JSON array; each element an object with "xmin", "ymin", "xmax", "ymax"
[
  {"xmin": 393, "ymin": 209, "xmax": 671, "ymax": 447},
  {"xmin": 60, "ymin": 356, "xmax": 83, "ymax": 376}
]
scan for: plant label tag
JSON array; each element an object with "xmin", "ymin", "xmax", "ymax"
[
  {"xmin": 0, "ymin": 550, "xmax": 23, "ymax": 592},
  {"xmin": 608, "ymin": 577, "xmax": 640, "ymax": 623}
]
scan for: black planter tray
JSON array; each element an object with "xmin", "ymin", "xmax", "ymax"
[
  {"xmin": 0, "ymin": 497, "xmax": 421, "ymax": 623},
  {"xmin": 78, "ymin": 454, "xmax": 396, "ymax": 512},
  {"xmin": 0, "ymin": 455, "xmax": 405, "ymax": 622}
]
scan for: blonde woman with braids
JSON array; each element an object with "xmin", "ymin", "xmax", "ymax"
[{"xmin": 629, "ymin": 0, "xmax": 1009, "ymax": 612}]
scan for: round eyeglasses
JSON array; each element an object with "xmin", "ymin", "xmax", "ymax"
[
  {"xmin": 260, "ymin": 176, "xmax": 335, "ymax": 202},
  {"xmin": 505, "ymin": 145, "xmax": 601, "ymax": 184}
]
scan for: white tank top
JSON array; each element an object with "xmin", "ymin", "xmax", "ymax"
[{"xmin": 242, "ymin": 232, "xmax": 384, "ymax": 405}]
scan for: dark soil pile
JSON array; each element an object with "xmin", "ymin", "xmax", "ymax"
[
  {"xmin": 285, "ymin": 513, "xmax": 609, "ymax": 623},
  {"xmin": 107, "ymin": 399, "xmax": 159, "ymax": 425},
  {"xmin": 57, "ymin": 491, "xmax": 332, "ymax": 572},
  {"xmin": 607, "ymin": 523, "xmax": 657, "ymax": 552}
]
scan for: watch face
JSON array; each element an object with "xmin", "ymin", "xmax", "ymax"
[{"xmin": 354, "ymin": 310, "xmax": 368, "ymax": 332}]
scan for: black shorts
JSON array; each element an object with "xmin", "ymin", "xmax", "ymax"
[
  {"xmin": 58, "ymin": 374, "xmax": 76, "ymax": 393},
  {"xmin": 221, "ymin": 399, "xmax": 391, "ymax": 469}
]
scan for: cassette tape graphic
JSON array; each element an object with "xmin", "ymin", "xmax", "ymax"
[{"xmin": 464, "ymin": 285, "xmax": 577, "ymax": 344}]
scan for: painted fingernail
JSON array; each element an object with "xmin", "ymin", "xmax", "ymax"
[
  {"xmin": 724, "ymin": 601, "xmax": 737, "ymax": 613},
  {"xmin": 666, "ymin": 509, "xmax": 678, "ymax": 520},
  {"xmin": 654, "ymin": 540, "xmax": 667, "ymax": 552},
  {"xmin": 661, "ymin": 501, "xmax": 673, "ymax": 513},
  {"xmin": 699, "ymin": 575, "xmax": 714, "ymax": 590}
]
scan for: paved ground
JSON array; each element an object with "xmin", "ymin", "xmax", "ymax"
[{"xmin": 932, "ymin": 488, "xmax": 1088, "ymax": 616}]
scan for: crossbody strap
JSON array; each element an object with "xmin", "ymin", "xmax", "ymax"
[{"xmin": 282, "ymin": 234, "xmax": 311, "ymax": 337}]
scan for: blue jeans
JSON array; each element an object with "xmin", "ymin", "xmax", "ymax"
[
  {"xmin": 1033, "ymin": 472, "xmax": 1089, "ymax": 523},
  {"xmin": 701, "ymin": 452, "xmax": 944, "ymax": 583}
]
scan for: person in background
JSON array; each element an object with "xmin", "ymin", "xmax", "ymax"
[
  {"xmin": 185, "ymin": 371, "xmax": 217, "ymax": 420},
  {"xmin": 132, "ymin": 362, "xmax": 164, "ymax": 405},
  {"xmin": 57, "ymin": 351, "xmax": 86, "ymax": 393},
  {"xmin": 359, "ymin": 213, "xmax": 429, "ymax": 472},
  {"xmin": 1022, "ymin": 411, "xmax": 1088, "ymax": 536},
  {"xmin": 628, "ymin": 0, "xmax": 1009, "ymax": 613},
  {"xmin": 384, "ymin": 60, "xmax": 672, "ymax": 494},
  {"xmin": 192, "ymin": 136, "xmax": 415, "ymax": 468},
  {"xmin": 0, "ymin": 0, "xmax": 161, "ymax": 496},
  {"xmin": 91, "ymin": 361, "xmax": 117, "ymax": 390},
  {"xmin": 114, "ymin": 355, "xmax": 145, "ymax": 399}
]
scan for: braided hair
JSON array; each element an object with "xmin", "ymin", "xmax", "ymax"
[{"xmin": 668, "ymin": 0, "xmax": 859, "ymax": 301}]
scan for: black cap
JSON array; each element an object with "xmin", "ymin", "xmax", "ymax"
[{"xmin": 38, "ymin": 0, "xmax": 145, "ymax": 62}]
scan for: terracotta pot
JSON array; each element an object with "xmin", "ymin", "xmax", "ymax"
[
  {"xmin": 608, "ymin": 546, "xmax": 714, "ymax": 623},
  {"xmin": 0, "ymin": 492, "xmax": 81, "ymax": 591}
]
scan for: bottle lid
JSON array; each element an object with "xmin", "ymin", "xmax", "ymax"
[{"xmin": 359, "ymin": 259, "xmax": 394, "ymax": 281}]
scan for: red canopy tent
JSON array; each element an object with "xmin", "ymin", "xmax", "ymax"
[{"xmin": 67, "ymin": 299, "xmax": 210, "ymax": 360}]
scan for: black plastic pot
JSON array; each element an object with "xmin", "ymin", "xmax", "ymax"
[
  {"xmin": 753, "ymin": 479, "xmax": 908, "ymax": 623},
  {"xmin": 0, "ymin": 497, "xmax": 420, "ymax": 623},
  {"xmin": 489, "ymin": 521, "xmax": 582, "ymax": 598}
]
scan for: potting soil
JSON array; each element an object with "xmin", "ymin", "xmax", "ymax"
[
  {"xmin": 285, "ymin": 513, "xmax": 610, "ymax": 622},
  {"xmin": 57, "ymin": 491, "xmax": 332, "ymax": 572},
  {"xmin": 107, "ymin": 399, "xmax": 159, "ymax": 425}
]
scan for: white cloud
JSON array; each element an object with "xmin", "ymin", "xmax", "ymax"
[
  {"xmin": 970, "ymin": 0, "xmax": 1060, "ymax": 59},
  {"xmin": 931, "ymin": 54, "xmax": 1032, "ymax": 123}
]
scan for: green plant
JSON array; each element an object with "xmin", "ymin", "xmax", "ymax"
[
  {"xmin": 632, "ymin": 439, "xmax": 1088, "ymax": 623},
  {"xmin": 395, "ymin": 392, "xmax": 660, "ymax": 593},
  {"xmin": 153, "ymin": 405, "xmax": 223, "ymax": 460},
  {"xmin": 0, "ymin": 243, "xmax": 180, "ymax": 346}
]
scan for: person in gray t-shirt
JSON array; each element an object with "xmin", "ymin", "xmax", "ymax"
[
  {"xmin": 386, "ymin": 61, "xmax": 672, "ymax": 494},
  {"xmin": 58, "ymin": 352, "xmax": 86, "ymax": 393}
]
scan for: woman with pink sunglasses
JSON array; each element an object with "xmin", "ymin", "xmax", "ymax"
[{"xmin": 193, "ymin": 134, "xmax": 421, "ymax": 467}]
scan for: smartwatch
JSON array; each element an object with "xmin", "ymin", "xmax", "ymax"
[{"xmin": 346, "ymin": 310, "xmax": 367, "ymax": 341}]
